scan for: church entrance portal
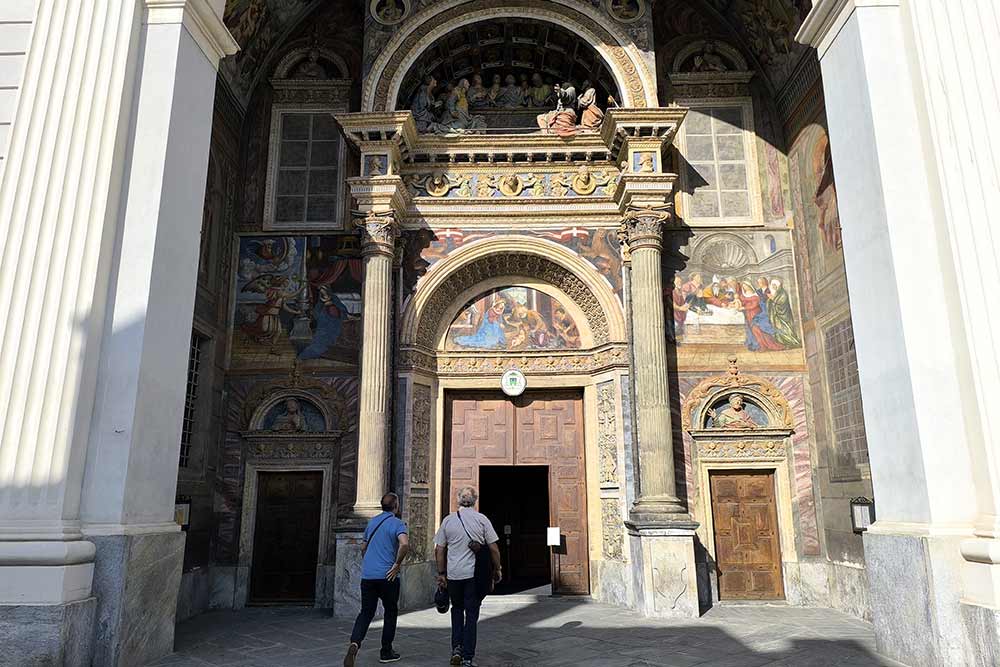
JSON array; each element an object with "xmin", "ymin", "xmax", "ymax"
[
  {"xmin": 480, "ymin": 465, "xmax": 551, "ymax": 594},
  {"xmin": 446, "ymin": 391, "xmax": 590, "ymax": 594},
  {"xmin": 249, "ymin": 471, "xmax": 323, "ymax": 605},
  {"xmin": 709, "ymin": 470, "xmax": 785, "ymax": 600}
]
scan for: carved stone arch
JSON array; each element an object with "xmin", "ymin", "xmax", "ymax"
[
  {"xmin": 422, "ymin": 256, "xmax": 605, "ymax": 350},
  {"xmin": 273, "ymin": 45, "xmax": 351, "ymax": 80},
  {"xmin": 681, "ymin": 366, "xmax": 793, "ymax": 432},
  {"xmin": 362, "ymin": 0, "xmax": 658, "ymax": 112},
  {"xmin": 670, "ymin": 39, "xmax": 750, "ymax": 74},
  {"xmin": 400, "ymin": 235, "xmax": 627, "ymax": 350},
  {"xmin": 243, "ymin": 380, "xmax": 349, "ymax": 433}
]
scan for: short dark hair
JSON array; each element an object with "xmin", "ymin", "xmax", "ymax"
[{"xmin": 381, "ymin": 492, "xmax": 399, "ymax": 512}]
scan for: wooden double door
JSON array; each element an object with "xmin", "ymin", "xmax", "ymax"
[
  {"xmin": 446, "ymin": 391, "xmax": 589, "ymax": 594},
  {"xmin": 710, "ymin": 470, "xmax": 784, "ymax": 600}
]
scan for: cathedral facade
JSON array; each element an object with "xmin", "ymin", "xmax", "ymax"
[{"xmin": 0, "ymin": 1, "xmax": 998, "ymax": 666}]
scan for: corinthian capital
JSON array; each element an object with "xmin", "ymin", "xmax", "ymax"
[
  {"xmin": 357, "ymin": 211, "xmax": 400, "ymax": 257},
  {"xmin": 622, "ymin": 204, "xmax": 672, "ymax": 251}
]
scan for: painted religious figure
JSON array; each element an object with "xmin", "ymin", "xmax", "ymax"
[
  {"xmin": 537, "ymin": 84, "xmax": 578, "ymax": 136},
  {"xmin": 446, "ymin": 287, "xmax": 581, "ymax": 351},
  {"xmin": 664, "ymin": 231, "xmax": 804, "ymax": 367},
  {"xmin": 234, "ymin": 236, "xmax": 362, "ymax": 368},
  {"xmin": 708, "ymin": 394, "xmax": 764, "ymax": 429}
]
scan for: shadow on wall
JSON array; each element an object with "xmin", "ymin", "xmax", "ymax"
[{"xmin": 155, "ymin": 595, "xmax": 894, "ymax": 666}]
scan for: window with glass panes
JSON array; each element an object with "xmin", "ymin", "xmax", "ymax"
[
  {"xmin": 681, "ymin": 106, "xmax": 752, "ymax": 221},
  {"xmin": 273, "ymin": 112, "xmax": 342, "ymax": 225},
  {"xmin": 179, "ymin": 333, "xmax": 206, "ymax": 469}
]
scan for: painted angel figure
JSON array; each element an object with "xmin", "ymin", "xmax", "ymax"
[{"xmin": 239, "ymin": 274, "xmax": 304, "ymax": 351}]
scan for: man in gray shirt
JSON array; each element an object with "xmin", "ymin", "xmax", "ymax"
[{"xmin": 434, "ymin": 486, "xmax": 502, "ymax": 667}]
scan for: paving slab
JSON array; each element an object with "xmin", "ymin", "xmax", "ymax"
[{"xmin": 149, "ymin": 596, "xmax": 903, "ymax": 667}]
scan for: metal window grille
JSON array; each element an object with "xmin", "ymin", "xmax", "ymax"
[{"xmin": 179, "ymin": 334, "xmax": 206, "ymax": 468}]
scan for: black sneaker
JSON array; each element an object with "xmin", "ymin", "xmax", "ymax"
[
  {"xmin": 462, "ymin": 660, "xmax": 478, "ymax": 667},
  {"xmin": 379, "ymin": 647, "xmax": 401, "ymax": 663},
  {"xmin": 450, "ymin": 647, "xmax": 463, "ymax": 665}
]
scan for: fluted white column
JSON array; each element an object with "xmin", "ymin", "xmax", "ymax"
[
  {"xmin": 624, "ymin": 208, "xmax": 687, "ymax": 522},
  {"xmin": 353, "ymin": 214, "xmax": 399, "ymax": 518},
  {"xmin": 0, "ymin": 0, "xmax": 143, "ymax": 604}
]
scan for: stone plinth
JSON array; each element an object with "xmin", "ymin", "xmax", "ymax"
[
  {"xmin": 334, "ymin": 529, "xmax": 366, "ymax": 619},
  {"xmin": 89, "ymin": 531, "xmax": 185, "ymax": 667},
  {"xmin": 628, "ymin": 522, "xmax": 700, "ymax": 619},
  {"xmin": 0, "ymin": 597, "xmax": 96, "ymax": 666}
]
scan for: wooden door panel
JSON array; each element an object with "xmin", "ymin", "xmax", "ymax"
[
  {"xmin": 710, "ymin": 470, "xmax": 784, "ymax": 600},
  {"xmin": 447, "ymin": 391, "xmax": 590, "ymax": 595},
  {"xmin": 448, "ymin": 396, "xmax": 514, "ymax": 511},
  {"xmin": 250, "ymin": 471, "xmax": 322, "ymax": 604}
]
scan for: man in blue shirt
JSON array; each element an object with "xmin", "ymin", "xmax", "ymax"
[{"xmin": 343, "ymin": 492, "xmax": 409, "ymax": 666}]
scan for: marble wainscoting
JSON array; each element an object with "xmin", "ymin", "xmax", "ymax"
[
  {"xmin": 0, "ymin": 598, "xmax": 96, "ymax": 666},
  {"xmin": 89, "ymin": 531, "xmax": 185, "ymax": 667}
]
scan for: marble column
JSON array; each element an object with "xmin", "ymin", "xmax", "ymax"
[
  {"xmin": 0, "ymin": 1, "xmax": 235, "ymax": 665},
  {"xmin": 622, "ymin": 207, "xmax": 689, "ymax": 523},
  {"xmin": 334, "ymin": 213, "xmax": 398, "ymax": 617},
  {"xmin": 621, "ymin": 206, "xmax": 699, "ymax": 619},
  {"xmin": 353, "ymin": 213, "xmax": 400, "ymax": 518}
]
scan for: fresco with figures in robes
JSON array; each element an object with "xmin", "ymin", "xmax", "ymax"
[
  {"xmin": 232, "ymin": 235, "xmax": 363, "ymax": 368},
  {"xmin": 665, "ymin": 230, "xmax": 805, "ymax": 369},
  {"xmin": 446, "ymin": 287, "xmax": 582, "ymax": 351}
]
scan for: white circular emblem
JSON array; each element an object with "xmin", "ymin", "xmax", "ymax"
[{"xmin": 501, "ymin": 369, "xmax": 527, "ymax": 397}]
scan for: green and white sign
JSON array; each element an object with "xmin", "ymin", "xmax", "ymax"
[{"xmin": 501, "ymin": 369, "xmax": 527, "ymax": 397}]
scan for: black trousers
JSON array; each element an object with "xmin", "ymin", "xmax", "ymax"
[
  {"xmin": 349, "ymin": 578, "xmax": 400, "ymax": 649},
  {"xmin": 448, "ymin": 578, "xmax": 481, "ymax": 660}
]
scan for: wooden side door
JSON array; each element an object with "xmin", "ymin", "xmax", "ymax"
[
  {"xmin": 710, "ymin": 470, "xmax": 784, "ymax": 600},
  {"xmin": 515, "ymin": 392, "xmax": 589, "ymax": 595},
  {"xmin": 446, "ymin": 394, "xmax": 515, "ymax": 511},
  {"xmin": 250, "ymin": 471, "xmax": 323, "ymax": 604}
]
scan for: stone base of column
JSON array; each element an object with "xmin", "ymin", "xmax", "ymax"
[
  {"xmin": 628, "ymin": 496, "xmax": 696, "ymax": 528},
  {"xmin": 863, "ymin": 527, "xmax": 967, "ymax": 666},
  {"xmin": 626, "ymin": 521, "xmax": 700, "ymax": 618},
  {"xmin": 960, "ymin": 601, "xmax": 1000, "ymax": 667},
  {"xmin": 89, "ymin": 529, "xmax": 185, "ymax": 667},
  {"xmin": 0, "ymin": 597, "xmax": 97, "ymax": 666},
  {"xmin": 334, "ymin": 527, "xmax": 366, "ymax": 619}
]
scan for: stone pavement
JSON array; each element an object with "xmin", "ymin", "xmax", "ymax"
[{"xmin": 150, "ymin": 595, "xmax": 902, "ymax": 667}]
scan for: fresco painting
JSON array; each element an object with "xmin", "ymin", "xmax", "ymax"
[
  {"xmin": 789, "ymin": 121, "xmax": 844, "ymax": 288},
  {"xmin": 233, "ymin": 236, "xmax": 363, "ymax": 368},
  {"xmin": 415, "ymin": 227, "xmax": 623, "ymax": 297},
  {"xmin": 446, "ymin": 287, "xmax": 582, "ymax": 351},
  {"xmin": 666, "ymin": 230, "xmax": 805, "ymax": 368}
]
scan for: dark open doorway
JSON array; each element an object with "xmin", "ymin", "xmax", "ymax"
[
  {"xmin": 479, "ymin": 465, "xmax": 551, "ymax": 594},
  {"xmin": 249, "ymin": 471, "xmax": 323, "ymax": 605}
]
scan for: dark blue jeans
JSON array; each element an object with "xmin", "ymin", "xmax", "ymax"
[
  {"xmin": 350, "ymin": 578, "xmax": 400, "ymax": 649},
  {"xmin": 448, "ymin": 578, "xmax": 481, "ymax": 660}
]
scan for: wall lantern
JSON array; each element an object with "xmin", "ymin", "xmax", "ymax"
[
  {"xmin": 850, "ymin": 497, "xmax": 875, "ymax": 534},
  {"xmin": 174, "ymin": 496, "xmax": 192, "ymax": 531}
]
